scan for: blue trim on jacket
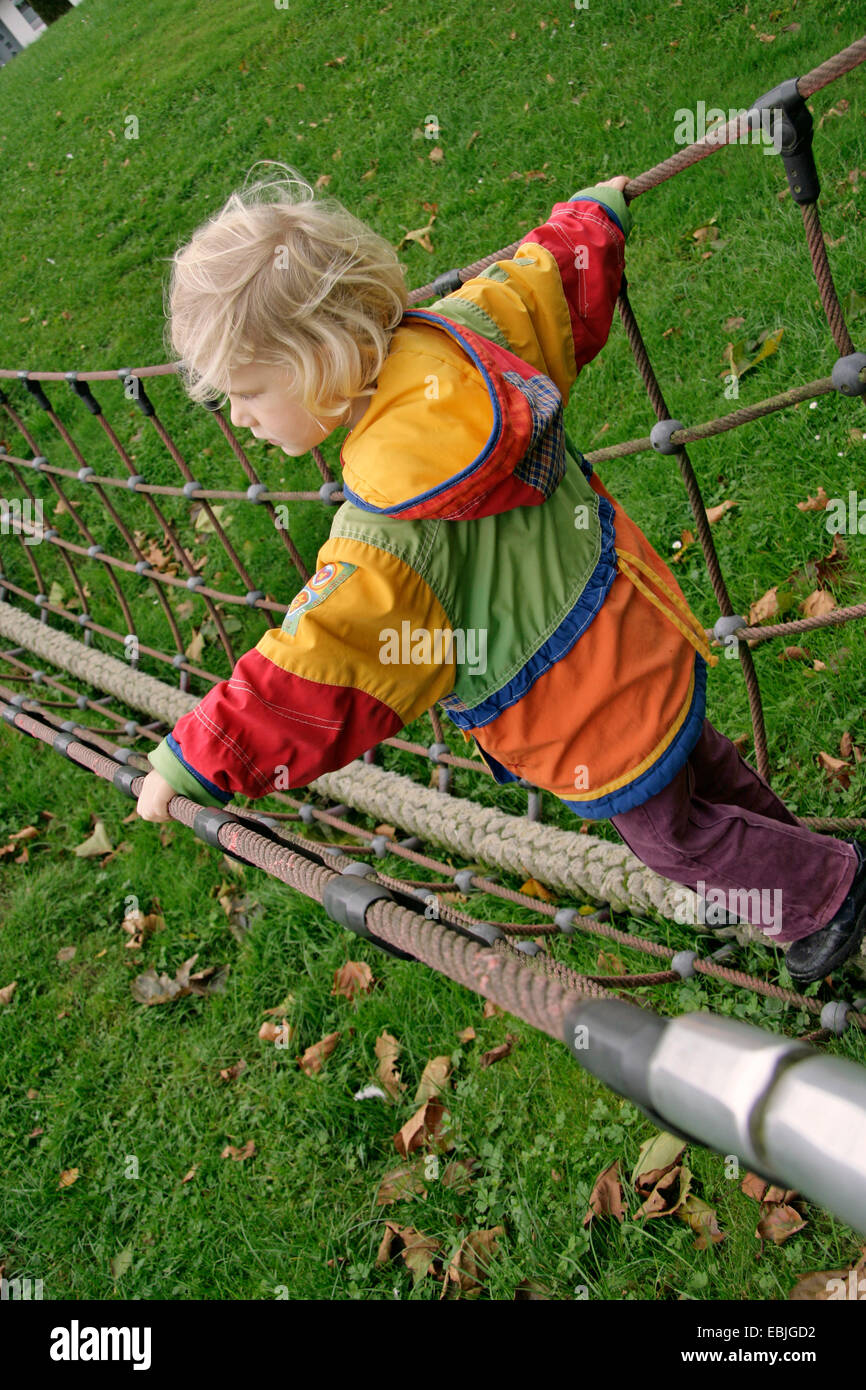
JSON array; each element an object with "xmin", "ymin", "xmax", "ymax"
[
  {"xmin": 560, "ymin": 656, "xmax": 708, "ymax": 819},
  {"xmin": 166, "ymin": 731, "xmax": 233, "ymax": 804},
  {"xmin": 568, "ymin": 194, "xmax": 624, "ymax": 236},
  {"xmin": 340, "ymin": 308, "xmax": 504, "ymax": 516},
  {"xmin": 443, "ymin": 484, "xmax": 617, "ymax": 730}
]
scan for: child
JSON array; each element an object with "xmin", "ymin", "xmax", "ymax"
[{"xmin": 137, "ymin": 163, "xmax": 866, "ymax": 986}]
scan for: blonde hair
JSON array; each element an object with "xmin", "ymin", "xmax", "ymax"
[{"xmin": 162, "ymin": 161, "xmax": 409, "ymax": 425}]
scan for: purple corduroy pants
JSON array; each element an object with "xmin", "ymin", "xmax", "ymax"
[{"xmin": 609, "ymin": 719, "xmax": 858, "ymax": 943}]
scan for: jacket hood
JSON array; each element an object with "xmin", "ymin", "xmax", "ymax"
[{"xmin": 337, "ymin": 307, "xmax": 569, "ymax": 522}]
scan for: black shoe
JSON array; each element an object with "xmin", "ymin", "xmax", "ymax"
[{"xmin": 785, "ymin": 840, "xmax": 866, "ymax": 986}]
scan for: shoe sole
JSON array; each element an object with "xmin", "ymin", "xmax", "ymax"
[{"xmin": 787, "ymin": 899, "xmax": 866, "ymax": 986}]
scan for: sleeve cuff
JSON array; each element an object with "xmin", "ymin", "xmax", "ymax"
[
  {"xmin": 569, "ymin": 185, "xmax": 633, "ymax": 241},
  {"xmin": 147, "ymin": 739, "xmax": 232, "ymax": 809}
]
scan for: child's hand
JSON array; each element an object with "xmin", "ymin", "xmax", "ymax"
[
  {"xmin": 136, "ymin": 768, "xmax": 178, "ymax": 823},
  {"xmin": 596, "ymin": 175, "xmax": 631, "ymax": 193}
]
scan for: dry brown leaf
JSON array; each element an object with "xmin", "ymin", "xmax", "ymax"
[
  {"xmin": 796, "ymin": 486, "xmax": 829, "ymax": 512},
  {"xmin": 332, "ymin": 960, "xmax": 374, "ymax": 1000},
  {"xmin": 415, "ymin": 1055, "xmax": 452, "ymax": 1103},
  {"xmin": 677, "ymin": 1194, "xmax": 725, "ymax": 1249},
  {"xmin": 218, "ymin": 1059, "xmax": 247, "ymax": 1082},
  {"xmin": 393, "ymin": 1098, "xmax": 454, "ymax": 1158},
  {"xmin": 778, "ymin": 646, "xmax": 812, "ymax": 662},
  {"xmin": 0, "ymin": 981, "xmax": 18, "ymax": 1005},
  {"xmin": 584, "ymin": 1159, "xmax": 624, "ymax": 1225},
  {"xmin": 375, "ymin": 1031, "xmax": 406, "ymax": 1099},
  {"xmin": 756, "ymin": 1202, "xmax": 805, "ymax": 1243},
  {"xmin": 518, "ymin": 877, "xmax": 556, "ymax": 902},
  {"xmin": 482, "ymin": 999, "xmax": 502, "ymax": 1019},
  {"xmin": 479, "ymin": 1034, "xmax": 518, "ymax": 1069},
  {"xmin": 458, "ymin": 1026, "xmax": 476, "ymax": 1043},
  {"xmin": 181, "ymin": 1166, "xmax": 198, "ymax": 1184},
  {"xmin": 298, "ymin": 1031, "xmax": 340, "ymax": 1076},
  {"xmin": 706, "ymin": 499, "xmax": 738, "ymax": 524},
  {"xmin": 596, "ymin": 950, "xmax": 628, "ymax": 975},
  {"xmin": 749, "ymin": 586, "xmax": 782, "ymax": 624},
  {"xmin": 800, "ymin": 588, "xmax": 836, "ymax": 619},
  {"xmin": 258, "ymin": 1019, "xmax": 293, "ymax": 1046},
  {"xmin": 221, "ymin": 1140, "xmax": 255, "ymax": 1161},
  {"xmin": 375, "ymin": 1162, "xmax": 428, "ymax": 1205},
  {"xmin": 816, "ymin": 751, "xmax": 852, "ymax": 790},
  {"xmin": 440, "ymin": 1227, "xmax": 504, "ymax": 1299},
  {"xmin": 56, "ymin": 946, "xmax": 76, "ymax": 964},
  {"xmin": 375, "ymin": 1222, "xmax": 442, "ymax": 1283},
  {"xmin": 634, "ymin": 1164, "xmax": 692, "ymax": 1219},
  {"xmin": 59, "ymin": 1168, "xmax": 80, "ymax": 1189}
]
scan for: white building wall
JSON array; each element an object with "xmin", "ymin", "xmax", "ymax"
[{"xmin": 0, "ymin": 0, "xmax": 46, "ymax": 48}]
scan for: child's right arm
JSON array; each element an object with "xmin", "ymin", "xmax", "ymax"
[{"xmin": 429, "ymin": 173, "xmax": 634, "ymax": 410}]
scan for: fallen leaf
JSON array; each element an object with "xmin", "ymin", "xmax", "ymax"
[
  {"xmin": 631, "ymin": 1132, "xmax": 688, "ymax": 1190},
  {"xmin": 221, "ymin": 1140, "xmax": 256, "ymax": 1161},
  {"xmin": 800, "ymin": 588, "xmax": 836, "ymax": 619},
  {"xmin": 218, "ymin": 1059, "xmax": 247, "ymax": 1082},
  {"xmin": 181, "ymin": 1166, "xmax": 198, "ymax": 1184},
  {"xmin": 440, "ymin": 1227, "xmax": 504, "ymax": 1299},
  {"xmin": 415, "ymin": 1055, "xmax": 452, "ymax": 1103},
  {"xmin": 56, "ymin": 946, "xmax": 76, "ymax": 964},
  {"xmin": 332, "ymin": 960, "xmax": 374, "ymax": 1000},
  {"xmin": 678, "ymin": 1194, "xmax": 725, "ymax": 1249},
  {"xmin": 375, "ymin": 1162, "xmax": 428, "ymax": 1205},
  {"xmin": 0, "ymin": 981, "xmax": 19, "ymax": 1005},
  {"xmin": 706, "ymin": 499, "xmax": 738, "ymax": 524},
  {"xmin": 110, "ymin": 1247, "xmax": 133, "ymax": 1280},
  {"xmin": 519, "ymin": 877, "xmax": 556, "ymax": 902},
  {"xmin": 59, "ymin": 1168, "xmax": 80, "ymax": 1189},
  {"xmin": 394, "ymin": 1098, "xmax": 454, "ymax": 1157},
  {"xmin": 376, "ymin": 1030, "xmax": 406, "ymax": 1099},
  {"xmin": 796, "ymin": 487, "xmax": 829, "ymax": 512},
  {"xmin": 479, "ymin": 1034, "xmax": 518, "ymax": 1068},
  {"xmin": 584, "ymin": 1159, "xmax": 624, "ymax": 1225},
  {"xmin": 298, "ymin": 1031, "xmax": 340, "ymax": 1076},
  {"xmin": 73, "ymin": 820, "xmax": 114, "ymax": 857},
  {"xmin": 458, "ymin": 1026, "xmax": 476, "ymax": 1043},
  {"xmin": 375, "ymin": 1222, "xmax": 442, "ymax": 1283},
  {"xmin": 756, "ymin": 1202, "xmax": 805, "ymax": 1243}
]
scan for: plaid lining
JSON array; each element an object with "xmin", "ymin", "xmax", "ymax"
[{"xmin": 505, "ymin": 371, "xmax": 567, "ymax": 497}]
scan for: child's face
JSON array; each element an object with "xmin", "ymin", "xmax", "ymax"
[{"xmin": 227, "ymin": 362, "xmax": 346, "ymax": 456}]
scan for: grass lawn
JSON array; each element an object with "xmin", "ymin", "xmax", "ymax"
[{"xmin": 1, "ymin": 0, "xmax": 865, "ymax": 1301}]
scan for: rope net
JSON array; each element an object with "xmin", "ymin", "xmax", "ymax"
[{"xmin": 2, "ymin": 35, "xmax": 866, "ymax": 1060}]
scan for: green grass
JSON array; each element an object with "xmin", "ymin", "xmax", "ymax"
[{"xmin": 1, "ymin": 0, "xmax": 866, "ymax": 1301}]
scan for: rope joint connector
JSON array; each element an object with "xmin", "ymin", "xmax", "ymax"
[{"xmin": 747, "ymin": 77, "xmax": 819, "ymax": 205}]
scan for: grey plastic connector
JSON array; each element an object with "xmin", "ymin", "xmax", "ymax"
[
  {"xmin": 820, "ymin": 1000, "xmax": 850, "ymax": 1035},
  {"xmin": 77, "ymin": 466, "xmax": 95, "ymax": 482},
  {"xmin": 319, "ymin": 481, "xmax": 341, "ymax": 503},
  {"xmin": 371, "ymin": 835, "xmax": 389, "ymax": 857},
  {"xmin": 182, "ymin": 480, "xmax": 201, "ymax": 499},
  {"xmin": 453, "ymin": 869, "xmax": 476, "ymax": 893},
  {"xmin": 554, "ymin": 908, "xmax": 577, "ymax": 936},
  {"xmin": 246, "ymin": 483, "xmax": 269, "ymax": 503},
  {"xmin": 713, "ymin": 614, "xmax": 747, "ymax": 641},
  {"xmin": 514, "ymin": 940, "xmax": 542, "ymax": 956},
  {"xmin": 650, "ymin": 419, "xmax": 686, "ymax": 454},
  {"xmin": 127, "ymin": 474, "xmax": 145, "ymax": 490},
  {"xmin": 185, "ymin": 575, "xmax": 204, "ymax": 590},
  {"xmin": 671, "ymin": 950, "xmax": 698, "ymax": 979},
  {"xmin": 427, "ymin": 741, "xmax": 450, "ymax": 763},
  {"xmin": 87, "ymin": 545, "xmax": 105, "ymax": 558},
  {"xmin": 831, "ymin": 353, "xmax": 866, "ymax": 397},
  {"xmin": 245, "ymin": 590, "xmax": 265, "ymax": 606},
  {"xmin": 134, "ymin": 560, "xmax": 153, "ymax": 574},
  {"xmin": 340, "ymin": 861, "xmax": 376, "ymax": 879},
  {"xmin": 298, "ymin": 804, "xmax": 315, "ymax": 824}
]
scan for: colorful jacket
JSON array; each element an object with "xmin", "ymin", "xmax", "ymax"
[{"xmin": 148, "ymin": 185, "xmax": 717, "ymax": 819}]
